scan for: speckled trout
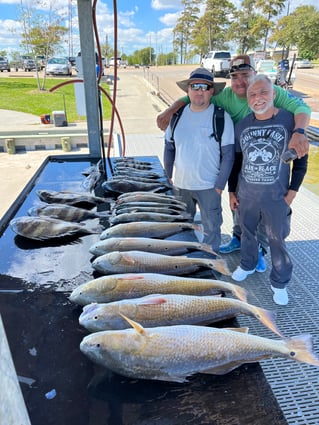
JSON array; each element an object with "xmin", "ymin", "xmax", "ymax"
[
  {"xmin": 79, "ymin": 294, "xmax": 282, "ymax": 336},
  {"xmin": 69, "ymin": 273, "xmax": 247, "ymax": 306},
  {"xmin": 80, "ymin": 317, "xmax": 319, "ymax": 382},
  {"xmin": 91, "ymin": 251, "xmax": 230, "ymax": 276},
  {"xmin": 100, "ymin": 221, "xmax": 202, "ymax": 239},
  {"xmin": 89, "ymin": 237, "xmax": 217, "ymax": 257}
]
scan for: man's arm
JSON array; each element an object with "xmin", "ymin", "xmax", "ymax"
[
  {"xmin": 157, "ymin": 97, "xmax": 188, "ymax": 131},
  {"xmin": 274, "ymin": 86, "xmax": 311, "ymax": 157},
  {"xmin": 288, "ymin": 113, "xmax": 310, "ymax": 158}
]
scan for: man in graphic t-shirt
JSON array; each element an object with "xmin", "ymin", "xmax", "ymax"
[{"xmin": 229, "ymin": 74, "xmax": 308, "ymax": 305}]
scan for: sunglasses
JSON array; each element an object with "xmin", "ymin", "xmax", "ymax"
[
  {"xmin": 229, "ymin": 63, "xmax": 255, "ymax": 73},
  {"xmin": 189, "ymin": 83, "xmax": 213, "ymax": 91}
]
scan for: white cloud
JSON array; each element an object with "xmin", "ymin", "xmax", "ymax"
[
  {"xmin": 151, "ymin": 0, "xmax": 182, "ymax": 11},
  {"xmin": 159, "ymin": 11, "xmax": 180, "ymax": 27}
]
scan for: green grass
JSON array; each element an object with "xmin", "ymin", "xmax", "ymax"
[{"xmin": 0, "ymin": 77, "xmax": 112, "ymax": 122}]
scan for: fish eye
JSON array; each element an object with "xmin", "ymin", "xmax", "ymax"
[
  {"xmin": 290, "ymin": 351, "xmax": 296, "ymax": 357},
  {"xmin": 96, "ymin": 343, "xmax": 100, "ymax": 347},
  {"xmin": 94, "ymin": 316, "xmax": 98, "ymax": 320}
]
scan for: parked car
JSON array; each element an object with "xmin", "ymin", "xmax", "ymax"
[
  {"xmin": 23, "ymin": 59, "xmax": 39, "ymax": 71},
  {"xmin": 46, "ymin": 57, "xmax": 72, "ymax": 76},
  {"xmin": 201, "ymin": 51, "xmax": 231, "ymax": 77},
  {"xmin": 256, "ymin": 59, "xmax": 278, "ymax": 83},
  {"xmin": 290, "ymin": 58, "xmax": 313, "ymax": 69},
  {"xmin": 0, "ymin": 57, "xmax": 10, "ymax": 72}
]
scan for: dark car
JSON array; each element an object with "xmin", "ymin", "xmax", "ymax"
[{"xmin": 0, "ymin": 57, "xmax": 10, "ymax": 72}]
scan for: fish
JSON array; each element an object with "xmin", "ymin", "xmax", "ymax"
[
  {"xmin": 114, "ymin": 158, "xmax": 153, "ymax": 166},
  {"xmin": 102, "ymin": 179, "xmax": 171, "ymax": 194},
  {"xmin": 10, "ymin": 216, "xmax": 102, "ymax": 240},
  {"xmin": 116, "ymin": 192, "xmax": 186, "ymax": 207},
  {"xmin": 28, "ymin": 203, "xmax": 109, "ymax": 222},
  {"xmin": 99, "ymin": 221, "xmax": 202, "ymax": 239},
  {"xmin": 114, "ymin": 163, "xmax": 153, "ymax": 170},
  {"xmin": 36, "ymin": 189, "xmax": 109, "ymax": 207},
  {"xmin": 111, "ymin": 205, "xmax": 184, "ymax": 215},
  {"xmin": 109, "ymin": 212, "xmax": 192, "ymax": 225},
  {"xmin": 89, "ymin": 237, "xmax": 217, "ymax": 257},
  {"xmin": 112, "ymin": 201, "xmax": 186, "ymax": 212},
  {"xmin": 78, "ymin": 294, "xmax": 282, "ymax": 336},
  {"xmin": 111, "ymin": 175, "xmax": 164, "ymax": 184},
  {"xmin": 69, "ymin": 273, "xmax": 247, "ymax": 306},
  {"xmin": 91, "ymin": 251, "xmax": 231, "ymax": 276},
  {"xmin": 113, "ymin": 169, "xmax": 162, "ymax": 179},
  {"xmin": 80, "ymin": 317, "xmax": 319, "ymax": 382}
]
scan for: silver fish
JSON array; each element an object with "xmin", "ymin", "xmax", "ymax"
[
  {"xmin": 69, "ymin": 273, "xmax": 247, "ymax": 306},
  {"xmin": 111, "ymin": 206, "xmax": 184, "ymax": 215},
  {"xmin": 100, "ymin": 221, "xmax": 202, "ymax": 239},
  {"xmin": 10, "ymin": 216, "xmax": 101, "ymax": 240},
  {"xmin": 28, "ymin": 203, "xmax": 109, "ymax": 222},
  {"xmin": 36, "ymin": 190, "xmax": 108, "ymax": 206},
  {"xmin": 111, "ymin": 175, "xmax": 163, "ymax": 184},
  {"xmin": 109, "ymin": 212, "xmax": 191, "ymax": 225},
  {"xmin": 80, "ymin": 318, "xmax": 319, "ymax": 382},
  {"xmin": 112, "ymin": 201, "xmax": 186, "ymax": 212},
  {"xmin": 79, "ymin": 294, "xmax": 282, "ymax": 336},
  {"xmin": 91, "ymin": 251, "xmax": 231, "ymax": 276},
  {"xmin": 89, "ymin": 237, "xmax": 217, "ymax": 257},
  {"xmin": 113, "ymin": 169, "xmax": 162, "ymax": 179},
  {"xmin": 117, "ymin": 192, "xmax": 185, "ymax": 206},
  {"xmin": 102, "ymin": 179, "xmax": 171, "ymax": 194}
]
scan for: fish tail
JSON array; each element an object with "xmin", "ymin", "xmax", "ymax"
[
  {"xmin": 200, "ymin": 243, "xmax": 219, "ymax": 256},
  {"xmin": 211, "ymin": 259, "xmax": 231, "ymax": 276},
  {"xmin": 254, "ymin": 307, "xmax": 283, "ymax": 337},
  {"xmin": 285, "ymin": 334, "xmax": 319, "ymax": 366},
  {"xmin": 230, "ymin": 284, "xmax": 247, "ymax": 302}
]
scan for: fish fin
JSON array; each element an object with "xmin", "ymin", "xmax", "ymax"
[
  {"xmin": 120, "ymin": 253, "xmax": 136, "ymax": 265},
  {"xmin": 192, "ymin": 223, "xmax": 204, "ymax": 234},
  {"xmin": 203, "ymin": 360, "xmax": 246, "ymax": 375},
  {"xmin": 137, "ymin": 295, "xmax": 167, "ymax": 305},
  {"xmin": 285, "ymin": 334, "xmax": 319, "ymax": 366},
  {"xmin": 224, "ymin": 327, "xmax": 249, "ymax": 333},
  {"xmin": 120, "ymin": 314, "xmax": 146, "ymax": 335},
  {"xmin": 253, "ymin": 307, "xmax": 283, "ymax": 337},
  {"xmin": 118, "ymin": 274, "xmax": 145, "ymax": 281}
]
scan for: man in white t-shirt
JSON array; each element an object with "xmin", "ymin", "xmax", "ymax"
[{"xmin": 164, "ymin": 68, "xmax": 234, "ymax": 252}]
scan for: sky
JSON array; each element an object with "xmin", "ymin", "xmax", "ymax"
[{"xmin": 0, "ymin": 0, "xmax": 317, "ymax": 59}]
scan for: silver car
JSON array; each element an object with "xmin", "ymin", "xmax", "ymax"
[{"xmin": 46, "ymin": 57, "xmax": 72, "ymax": 76}]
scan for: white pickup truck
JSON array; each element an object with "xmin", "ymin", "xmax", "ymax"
[{"xmin": 201, "ymin": 51, "xmax": 231, "ymax": 77}]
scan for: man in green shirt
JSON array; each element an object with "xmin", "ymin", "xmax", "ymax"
[{"xmin": 157, "ymin": 54, "xmax": 310, "ymax": 271}]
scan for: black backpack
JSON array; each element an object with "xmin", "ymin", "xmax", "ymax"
[{"xmin": 169, "ymin": 104, "xmax": 225, "ymax": 160}]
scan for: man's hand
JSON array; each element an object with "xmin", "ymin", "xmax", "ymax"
[
  {"xmin": 285, "ymin": 190, "xmax": 297, "ymax": 206},
  {"xmin": 156, "ymin": 99, "xmax": 187, "ymax": 131},
  {"xmin": 157, "ymin": 110, "xmax": 172, "ymax": 131},
  {"xmin": 288, "ymin": 132, "xmax": 309, "ymax": 158},
  {"xmin": 229, "ymin": 192, "xmax": 239, "ymax": 211}
]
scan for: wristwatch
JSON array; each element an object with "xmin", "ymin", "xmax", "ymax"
[{"xmin": 292, "ymin": 128, "xmax": 305, "ymax": 134}]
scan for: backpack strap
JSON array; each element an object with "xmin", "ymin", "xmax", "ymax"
[
  {"xmin": 211, "ymin": 106, "xmax": 225, "ymax": 160},
  {"xmin": 170, "ymin": 104, "xmax": 188, "ymax": 142}
]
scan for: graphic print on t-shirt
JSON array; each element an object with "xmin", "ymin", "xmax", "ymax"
[{"xmin": 240, "ymin": 124, "xmax": 287, "ymax": 184}]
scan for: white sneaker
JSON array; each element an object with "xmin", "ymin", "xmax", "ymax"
[
  {"xmin": 271, "ymin": 285, "xmax": 289, "ymax": 306},
  {"xmin": 232, "ymin": 266, "xmax": 255, "ymax": 282}
]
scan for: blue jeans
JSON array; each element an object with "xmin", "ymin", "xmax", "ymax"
[{"xmin": 173, "ymin": 187, "xmax": 222, "ymax": 252}]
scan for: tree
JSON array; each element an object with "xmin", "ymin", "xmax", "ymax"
[
  {"xmin": 271, "ymin": 5, "xmax": 319, "ymax": 60},
  {"xmin": 254, "ymin": 0, "xmax": 285, "ymax": 52},
  {"xmin": 192, "ymin": 0, "xmax": 235, "ymax": 57},
  {"xmin": 173, "ymin": 0, "xmax": 201, "ymax": 64},
  {"xmin": 18, "ymin": 0, "xmax": 68, "ymax": 89},
  {"xmin": 225, "ymin": 0, "xmax": 262, "ymax": 54}
]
